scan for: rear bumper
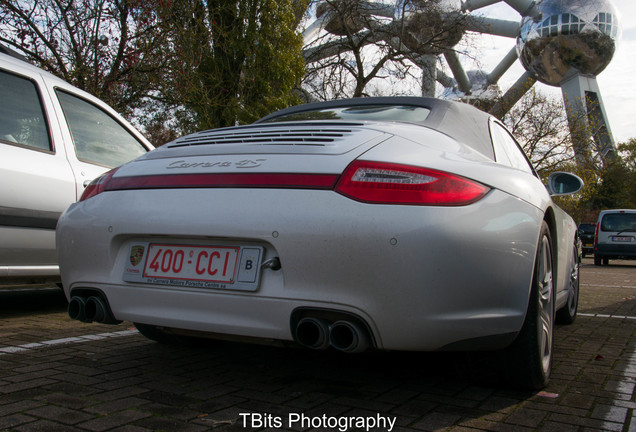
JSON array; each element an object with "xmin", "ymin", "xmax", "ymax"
[
  {"xmin": 57, "ymin": 187, "xmax": 543, "ymax": 351},
  {"xmin": 595, "ymin": 243, "xmax": 636, "ymax": 259}
]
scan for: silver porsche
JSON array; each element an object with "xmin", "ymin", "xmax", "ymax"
[{"xmin": 56, "ymin": 97, "xmax": 583, "ymax": 389}]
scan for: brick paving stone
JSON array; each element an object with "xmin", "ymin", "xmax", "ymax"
[
  {"xmin": 105, "ymin": 426, "xmax": 154, "ymax": 432},
  {"xmin": 83, "ymin": 397, "xmax": 151, "ymax": 416},
  {"xmin": 628, "ymin": 411, "xmax": 636, "ymax": 432},
  {"xmin": 194, "ymin": 395, "xmax": 251, "ymax": 414},
  {"xmin": 76, "ymin": 409, "xmax": 153, "ymax": 432},
  {"xmin": 538, "ymin": 421, "xmax": 580, "ymax": 432},
  {"xmin": 24, "ymin": 405, "xmax": 95, "ymax": 425},
  {"xmin": 33, "ymin": 393, "xmax": 92, "ymax": 411},
  {"xmin": 0, "ymin": 414, "xmax": 37, "ymax": 430},
  {"xmin": 559, "ymin": 393, "xmax": 596, "ymax": 409},
  {"xmin": 549, "ymin": 412, "xmax": 624, "ymax": 431},
  {"xmin": 410, "ymin": 412, "xmax": 462, "ymax": 431},
  {"xmin": 13, "ymin": 419, "xmax": 86, "ymax": 432},
  {"xmin": 141, "ymin": 402, "xmax": 203, "ymax": 421},
  {"xmin": 591, "ymin": 404, "xmax": 629, "ymax": 423},
  {"xmin": 388, "ymin": 399, "xmax": 436, "ymax": 417},
  {"xmin": 90, "ymin": 386, "xmax": 150, "ymax": 402},
  {"xmin": 0, "ymin": 378, "xmax": 58, "ymax": 395},
  {"xmin": 504, "ymin": 407, "xmax": 547, "ymax": 428},
  {"xmin": 0, "ymin": 400, "xmax": 45, "ymax": 417}
]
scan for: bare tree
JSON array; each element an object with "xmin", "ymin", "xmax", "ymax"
[
  {"xmin": 0, "ymin": 0, "xmax": 170, "ymax": 118},
  {"xmin": 500, "ymin": 89, "xmax": 581, "ymax": 175},
  {"xmin": 301, "ymin": 0, "xmax": 468, "ymax": 100}
]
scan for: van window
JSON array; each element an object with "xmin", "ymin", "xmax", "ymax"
[
  {"xmin": 56, "ymin": 90, "xmax": 147, "ymax": 167},
  {"xmin": 0, "ymin": 70, "xmax": 51, "ymax": 151},
  {"xmin": 600, "ymin": 213, "xmax": 636, "ymax": 232}
]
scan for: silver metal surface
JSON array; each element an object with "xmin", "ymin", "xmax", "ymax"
[{"xmin": 516, "ymin": 0, "xmax": 621, "ymax": 86}]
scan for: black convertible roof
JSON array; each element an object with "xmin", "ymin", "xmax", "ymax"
[{"xmin": 256, "ymin": 97, "xmax": 496, "ymax": 159}]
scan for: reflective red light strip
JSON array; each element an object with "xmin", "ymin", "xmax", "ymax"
[{"xmin": 105, "ymin": 173, "xmax": 339, "ymax": 191}]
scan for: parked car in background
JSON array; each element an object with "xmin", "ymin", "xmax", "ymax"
[
  {"xmin": 578, "ymin": 223, "xmax": 596, "ymax": 257},
  {"xmin": 57, "ymin": 96, "xmax": 583, "ymax": 389},
  {"xmin": 594, "ymin": 209, "xmax": 636, "ymax": 265},
  {"xmin": 0, "ymin": 46, "xmax": 153, "ymax": 287}
]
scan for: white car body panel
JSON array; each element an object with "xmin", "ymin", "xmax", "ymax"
[{"xmin": 0, "ymin": 51, "xmax": 152, "ymax": 285}]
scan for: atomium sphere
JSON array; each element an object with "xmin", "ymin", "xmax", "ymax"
[{"xmin": 516, "ymin": 0, "xmax": 621, "ymax": 86}]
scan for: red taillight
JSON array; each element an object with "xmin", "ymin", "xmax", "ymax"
[
  {"xmin": 594, "ymin": 222, "xmax": 599, "ymax": 249},
  {"xmin": 335, "ymin": 161, "xmax": 490, "ymax": 206},
  {"xmin": 79, "ymin": 168, "xmax": 119, "ymax": 202}
]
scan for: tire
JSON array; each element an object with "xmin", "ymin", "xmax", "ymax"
[
  {"xmin": 556, "ymin": 242, "xmax": 579, "ymax": 325},
  {"xmin": 603, "ymin": 257, "xmax": 609, "ymax": 266},
  {"xmin": 594, "ymin": 255, "xmax": 601, "ymax": 266},
  {"xmin": 504, "ymin": 221, "xmax": 555, "ymax": 389}
]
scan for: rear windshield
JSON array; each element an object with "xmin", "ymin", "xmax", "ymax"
[
  {"xmin": 264, "ymin": 105, "xmax": 431, "ymax": 124},
  {"xmin": 600, "ymin": 213, "xmax": 636, "ymax": 232}
]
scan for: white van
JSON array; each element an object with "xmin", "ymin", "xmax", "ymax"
[
  {"xmin": 594, "ymin": 209, "xmax": 636, "ymax": 265},
  {"xmin": 0, "ymin": 46, "xmax": 154, "ymax": 287}
]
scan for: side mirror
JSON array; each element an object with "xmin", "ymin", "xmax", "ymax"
[{"xmin": 547, "ymin": 172, "xmax": 584, "ymax": 196}]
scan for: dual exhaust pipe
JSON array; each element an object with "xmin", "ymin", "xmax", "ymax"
[
  {"xmin": 295, "ymin": 317, "xmax": 370, "ymax": 353},
  {"xmin": 70, "ymin": 296, "xmax": 370, "ymax": 351},
  {"xmin": 68, "ymin": 295, "xmax": 121, "ymax": 324}
]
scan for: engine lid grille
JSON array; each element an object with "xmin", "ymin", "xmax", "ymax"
[{"xmin": 168, "ymin": 123, "xmax": 365, "ymax": 151}]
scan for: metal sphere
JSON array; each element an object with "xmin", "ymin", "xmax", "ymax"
[{"xmin": 516, "ymin": 0, "xmax": 621, "ymax": 86}]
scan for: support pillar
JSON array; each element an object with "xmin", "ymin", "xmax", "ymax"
[{"xmin": 561, "ymin": 73, "xmax": 616, "ymax": 163}]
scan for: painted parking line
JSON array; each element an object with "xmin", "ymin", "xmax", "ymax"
[
  {"xmin": 0, "ymin": 328, "xmax": 139, "ymax": 356},
  {"xmin": 578, "ymin": 313, "xmax": 636, "ymax": 320},
  {"xmin": 581, "ymin": 283, "xmax": 636, "ymax": 289}
]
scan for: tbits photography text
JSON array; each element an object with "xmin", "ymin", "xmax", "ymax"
[{"xmin": 239, "ymin": 412, "xmax": 398, "ymax": 431}]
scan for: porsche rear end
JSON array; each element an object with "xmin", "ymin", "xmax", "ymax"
[{"xmin": 57, "ymin": 122, "xmax": 542, "ymax": 352}]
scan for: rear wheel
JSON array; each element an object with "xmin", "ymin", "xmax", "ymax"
[
  {"xmin": 556, "ymin": 242, "xmax": 579, "ymax": 324},
  {"xmin": 594, "ymin": 255, "xmax": 601, "ymax": 266},
  {"xmin": 504, "ymin": 222, "xmax": 554, "ymax": 389}
]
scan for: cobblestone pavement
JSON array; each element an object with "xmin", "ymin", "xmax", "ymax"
[{"xmin": 0, "ymin": 258, "xmax": 634, "ymax": 432}]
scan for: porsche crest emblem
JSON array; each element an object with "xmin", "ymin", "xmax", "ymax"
[{"xmin": 130, "ymin": 245, "xmax": 145, "ymax": 267}]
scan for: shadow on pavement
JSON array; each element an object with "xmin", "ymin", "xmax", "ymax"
[{"xmin": 0, "ymin": 285, "xmax": 67, "ymax": 317}]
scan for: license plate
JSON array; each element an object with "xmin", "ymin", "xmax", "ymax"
[
  {"xmin": 585, "ymin": 243, "xmax": 593, "ymax": 247},
  {"xmin": 123, "ymin": 242, "xmax": 263, "ymax": 291},
  {"xmin": 611, "ymin": 236, "xmax": 632, "ymax": 242}
]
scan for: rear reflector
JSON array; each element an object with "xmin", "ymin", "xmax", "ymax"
[
  {"xmin": 335, "ymin": 161, "xmax": 490, "ymax": 206},
  {"xmin": 105, "ymin": 173, "xmax": 339, "ymax": 191}
]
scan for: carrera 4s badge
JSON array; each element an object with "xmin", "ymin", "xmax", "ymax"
[{"xmin": 166, "ymin": 159, "xmax": 266, "ymax": 170}]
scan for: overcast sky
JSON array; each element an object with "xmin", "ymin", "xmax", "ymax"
[{"xmin": 470, "ymin": 0, "xmax": 635, "ymax": 144}]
